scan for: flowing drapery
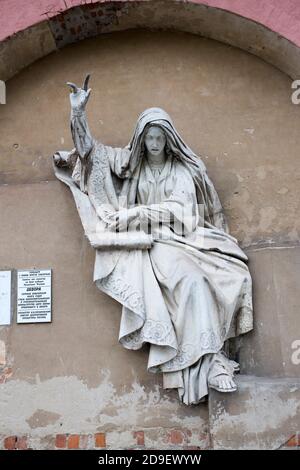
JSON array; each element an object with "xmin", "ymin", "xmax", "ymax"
[{"xmin": 53, "ymin": 108, "xmax": 253, "ymax": 404}]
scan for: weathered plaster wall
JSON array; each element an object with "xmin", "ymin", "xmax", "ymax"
[
  {"xmin": 1, "ymin": 30, "xmax": 300, "ymax": 245},
  {"xmin": 209, "ymin": 376, "xmax": 300, "ymax": 450},
  {"xmin": 0, "ymin": 29, "xmax": 299, "ymax": 449}
]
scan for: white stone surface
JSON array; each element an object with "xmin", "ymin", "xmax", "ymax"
[{"xmin": 53, "ymin": 77, "xmax": 253, "ymax": 404}]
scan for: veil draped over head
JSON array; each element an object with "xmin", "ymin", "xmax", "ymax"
[
  {"xmin": 124, "ymin": 107, "xmax": 228, "ymax": 233},
  {"xmin": 52, "ymin": 103, "xmax": 253, "ymax": 405}
]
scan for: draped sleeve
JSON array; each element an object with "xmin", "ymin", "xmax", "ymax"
[
  {"xmin": 70, "ymin": 109, "xmax": 94, "ymax": 160},
  {"xmin": 184, "ymin": 159, "xmax": 229, "ymax": 234},
  {"xmin": 70, "ymin": 109, "xmax": 131, "ymax": 191},
  {"xmin": 202, "ymin": 170, "xmax": 229, "ymax": 233}
]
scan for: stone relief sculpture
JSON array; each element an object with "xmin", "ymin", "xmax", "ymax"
[{"xmin": 53, "ymin": 75, "xmax": 253, "ymax": 405}]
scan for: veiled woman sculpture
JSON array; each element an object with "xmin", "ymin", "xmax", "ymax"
[{"xmin": 53, "ymin": 75, "xmax": 253, "ymax": 405}]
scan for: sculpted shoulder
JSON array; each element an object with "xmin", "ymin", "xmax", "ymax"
[{"xmin": 172, "ymin": 157, "xmax": 195, "ymax": 184}]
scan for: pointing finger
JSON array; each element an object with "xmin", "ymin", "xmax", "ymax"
[{"xmin": 83, "ymin": 74, "xmax": 91, "ymax": 91}]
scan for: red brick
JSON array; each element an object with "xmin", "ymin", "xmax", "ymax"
[
  {"xmin": 68, "ymin": 435, "xmax": 80, "ymax": 449},
  {"xmin": 0, "ymin": 367, "xmax": 12, "ymax": 384},
  {"xmin": 286, "ymin": 434, "xmax": 299, "ymax": 447},
  {"xmin": 133, "ymin": 431, "xmax": 144, "ymax": 446},
  {"xmin": 55, "ymin": 434, "xmax": 67, "ymax": 449},
  {"xmin": 95, "ymin": 433, "xmax": 106, "ymax": 448},
  {"xmin": 16, "ymin": 436, "xmax": 27, "ymax": 450},
  {"xmin": 4, "ymin": 436, "xmax": 17, "ymax": 450},
  {"xmin": 169, "ymin": 430, "xmax": 185, "ymax": 445}
]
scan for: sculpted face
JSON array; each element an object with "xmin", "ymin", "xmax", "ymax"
[{"xmin": 144, "ymin": 126, "xmax": 166, "ymax": 158}]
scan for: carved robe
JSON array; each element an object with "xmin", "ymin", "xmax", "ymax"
[{"xmin": 54, "ymin": 108, "xmax": 253, "ymax": 404}]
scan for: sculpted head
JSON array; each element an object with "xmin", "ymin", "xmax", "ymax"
[{"xmin": 143, "ymin": 125, "xmax": 167, "ymax": 160}]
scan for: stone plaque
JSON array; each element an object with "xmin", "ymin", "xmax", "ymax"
[
  {"xmin": 17, "ymin": 270, "xmax": 52, "ymax": 324},
  {"xmin": 0, "ymin": 271, "xmax": 12, "ymax": 325}
]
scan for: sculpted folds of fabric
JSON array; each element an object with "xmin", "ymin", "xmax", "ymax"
[{"xmin": 54, "ymin": 100, "xmax": 253, "ymax": 405}]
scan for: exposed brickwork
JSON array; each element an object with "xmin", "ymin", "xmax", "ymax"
[
  {"xmin": 0, "ymin": 367, "xmax": 13, "ymax": 384},
  {"xmin": 55, "ymin": 434, "xmax": 67, "ymax": 449},
  {"xmin": 4, "ymin": 436, "xmax": 17, "ymax": 450},
  {"xmin": 3, "ymin": 429, "xmax": 299, "ymax": 450},
  {"xmin": 165, "ymin": 429, "xmax": 192, "ymax": 446},
  {"xmin": 285, "ymin": 433, "xmax": 300, "ymax": 447},
  {"xmin": 95, "ymin": 432, "xmax": 106, "ymax": 448},
  {"xmin": 16, "ymin": 436, "xmax": 28, "ymax": 450},
  {"xmin": 4, "ymin": 436, "xmax": 27, "ymax": 450},
  {"xmin": 67, "ymin": 435, "xmax": 80, "ymax": 449},
  {"xmin": 48, "ymin": 2, "xmax": 130, "ymax": 48},
  {"xmin": 133, "ymin": 431, "xmax": 144, "ymax": 446},
  {"xmin": 2, "ymin": 0, "xmax": 300, "ymax": 49},
  {"xmin": 1, "ymin": 428, "xmax": 211, "ymax": 450}
]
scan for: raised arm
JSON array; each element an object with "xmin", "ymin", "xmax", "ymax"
[{"xmin": 67, "ymin": 74, "xmax": 94, "ymax": 160}]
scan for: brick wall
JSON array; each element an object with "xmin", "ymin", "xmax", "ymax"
[
  {"xmin": 2, "ymin": 430, "xmax": 300, "ymax": 450},
  {"xmin": 1, "ymin": 429, "xmax": 211, "ymax": 450}
]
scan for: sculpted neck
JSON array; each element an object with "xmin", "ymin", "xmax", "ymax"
[{"xmin": 146, "ymin": 150, "xmax": 167, "ymax": 166}]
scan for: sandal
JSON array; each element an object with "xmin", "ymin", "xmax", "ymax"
[{"xmin": 207, "ymin": 352, "xmax": 238, "ymax": 393}]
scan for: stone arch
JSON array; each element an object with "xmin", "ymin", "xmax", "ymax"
[
  {"xmin": 1, "ymin": 0, "xmax": 300, "ymax": 81},
  {"xmin": 0, "ymin": 3, "xmax": 300, "ymax": 448}
]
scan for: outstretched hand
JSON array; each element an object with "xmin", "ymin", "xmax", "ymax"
[{"xmin": 67, "ymin": 74, "xmax": 91, "ymax": 113}]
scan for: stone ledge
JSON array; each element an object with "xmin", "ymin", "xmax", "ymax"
[{"xmin": 209, "ymin": 375, "xmax": 300, "ymax": 450}]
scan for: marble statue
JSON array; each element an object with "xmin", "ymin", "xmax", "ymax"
[{"xmin": 53, "ymin": 75, "xmax": 253, "ymax": 405}]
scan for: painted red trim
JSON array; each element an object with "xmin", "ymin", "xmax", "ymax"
[{"xmin": 1, "ymin": 0, "xmax": 300, "ymax": 46}]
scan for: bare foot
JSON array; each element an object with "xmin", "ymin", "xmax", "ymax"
[{"xmin": 208, "ymin": 374, "xmax": 237, "ymax": 393}]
